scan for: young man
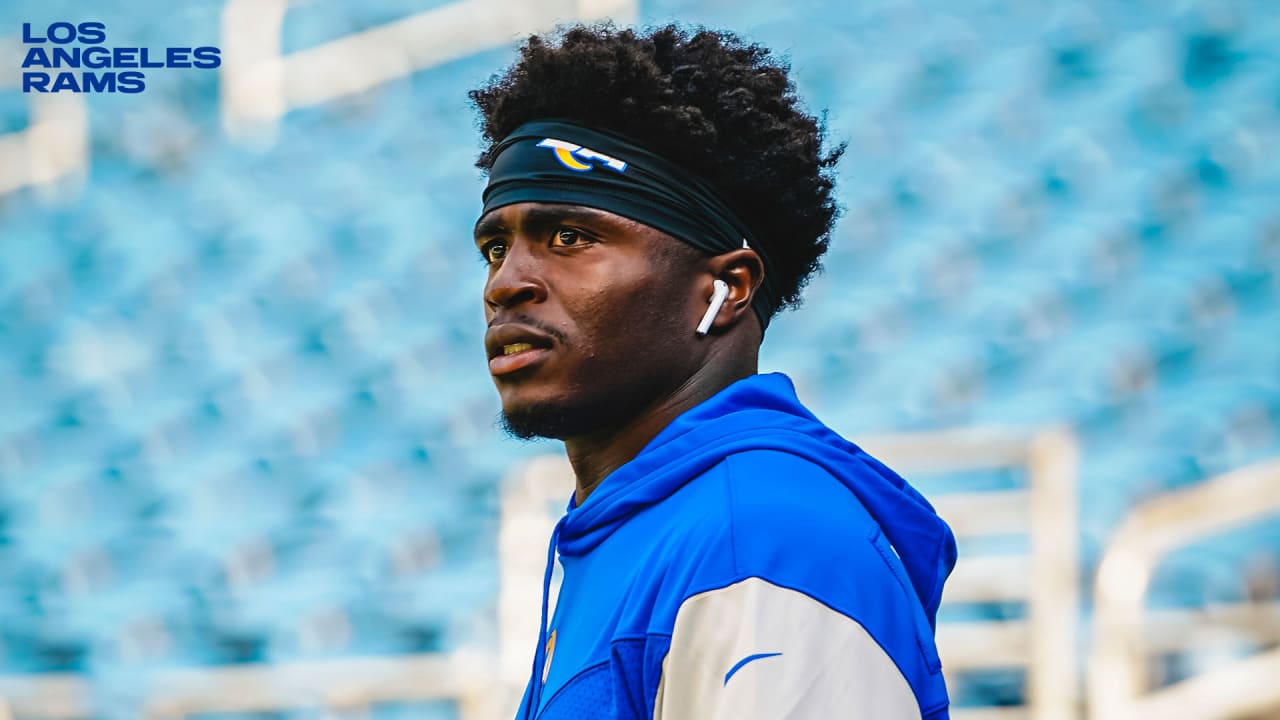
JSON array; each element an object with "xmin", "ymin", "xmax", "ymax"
[{"xmin": 470, "ymin": 24, "xmax": 955, "ymax": 719}]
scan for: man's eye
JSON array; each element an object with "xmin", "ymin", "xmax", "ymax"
[
  {"xmin": 550, "ymin": 228, "xmax": 584, "ymax": 246},
  {"xmin": 481, "ymin": 241, "xmax": 507, "ymax": 264}
]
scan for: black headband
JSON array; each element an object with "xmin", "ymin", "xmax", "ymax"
[{"xmin": 481, "ymin": 120, "xmax": 779, "ymax": 328}]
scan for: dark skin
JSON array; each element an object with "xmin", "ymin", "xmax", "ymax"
[{"xmin": 475, "ymin": 202, "xmax": 765, "ymax": 504}]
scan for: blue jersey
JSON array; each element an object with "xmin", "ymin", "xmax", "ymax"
[{"xmin": 515, "ymin": 372, "xmax": 956, "ymax": 719}]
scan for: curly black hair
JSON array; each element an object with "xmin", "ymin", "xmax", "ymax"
[{"xmin": 469, "ymin": 23, "xmax": 844, "ymax": 321}]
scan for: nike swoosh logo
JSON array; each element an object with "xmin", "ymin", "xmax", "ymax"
[{"xmin": 724, "ymin": 652, "xmax": 783, "ymax": 685}]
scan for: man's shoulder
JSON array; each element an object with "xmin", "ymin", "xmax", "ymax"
[
  {"xmin": 651, "ymin": 447, "xmax": 891, "ymax": 577},
  {"xmin": 722, "ymin": 448, "xmax": 881, "ymax": 539},
  {"xmin": 634, "ymin": 449, "xmax": 931, "ymax": 656}
]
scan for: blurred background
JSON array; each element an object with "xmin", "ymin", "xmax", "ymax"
[{"xmin": 0, "ymin": 0, "xmax": 1277, "ymax": 718}]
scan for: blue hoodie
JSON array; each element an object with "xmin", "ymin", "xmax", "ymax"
[{"xmin": 515, "ymin": 372, "xmax": 956, "ymax": 719}]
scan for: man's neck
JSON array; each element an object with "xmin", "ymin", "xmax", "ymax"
[{"xmin": 564, "ymin": 362, "xmax": 756, "ymax": 506}]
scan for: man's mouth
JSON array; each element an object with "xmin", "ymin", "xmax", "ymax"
[
  {"xmin": 485, "ymin": 323, "xmax": 557, "ymax": 376},
  {"xmin": 489, "ymin": 343, "xmax": 550, "ymax": 376}
]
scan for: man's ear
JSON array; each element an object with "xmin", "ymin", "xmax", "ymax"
[{"xmin": 698, "ymin": 248, "xmax": 764, "ymax": 334}]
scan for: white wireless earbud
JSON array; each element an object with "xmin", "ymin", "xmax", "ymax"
[{"xmin": 696, "ymin": 279, "xmax": 730, "ymax": 336}]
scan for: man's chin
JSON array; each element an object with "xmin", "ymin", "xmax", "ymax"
[
  {"xmin": 498, "ymin": 390, "xmax": 627, "ymax": 440},
  {"xmin": 498, "ymin": 401, "xmax": 580, "ymax": 441}
]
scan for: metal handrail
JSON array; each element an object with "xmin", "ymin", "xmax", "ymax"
[
  {"xmin": 862, "ymin": 426, "xmax": 1081, "ymax": 720},
  {"xmin": 1089, "ymin": 458, "xmax": 1280, "ymax": 720}
]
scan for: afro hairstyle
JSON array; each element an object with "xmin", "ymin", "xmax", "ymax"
[{"xmin": 469, "ymin": 23, "xmax": 844, "ymax": 322}]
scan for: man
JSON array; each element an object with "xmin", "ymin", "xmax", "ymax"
[{"xmin": 470, "ymin": 24, "xmax": 956, "ymax": 719}]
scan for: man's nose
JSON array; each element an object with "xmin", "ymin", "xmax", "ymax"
[{"xmin": 484, "ymin": 238, "xmax": 547, "ymax": 312}]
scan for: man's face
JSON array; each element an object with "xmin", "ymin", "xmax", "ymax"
[{"xmin": 475, "ymin": 202, "xmax": 704, "ymax": 440}]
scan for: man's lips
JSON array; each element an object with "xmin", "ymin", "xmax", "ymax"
[
  {"xmin": 488, "ymin": 344, "xmax": 551, "ymax": 375},
  {"xmin": 485, "ymin": 323, "xmax": 556, "ymax": 376}
]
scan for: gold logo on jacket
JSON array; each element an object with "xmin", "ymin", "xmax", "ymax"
[{"xmin": 542, "ymin": 628, "xmax": 557, "ymax": 685}]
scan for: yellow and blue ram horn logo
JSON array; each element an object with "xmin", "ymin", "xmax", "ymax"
[{"xmin": 537, "ymin": 138, "xmax": 628, "ymax": 173}]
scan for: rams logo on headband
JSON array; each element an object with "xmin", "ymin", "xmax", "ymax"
[{"xmin": 537, "ymin": 138, "xmax": 628, "ymax": 173}]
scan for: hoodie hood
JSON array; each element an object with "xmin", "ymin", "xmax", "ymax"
[{"xmin": 557, "ymin": 372, "xmax": 957, "ymax": 624}]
